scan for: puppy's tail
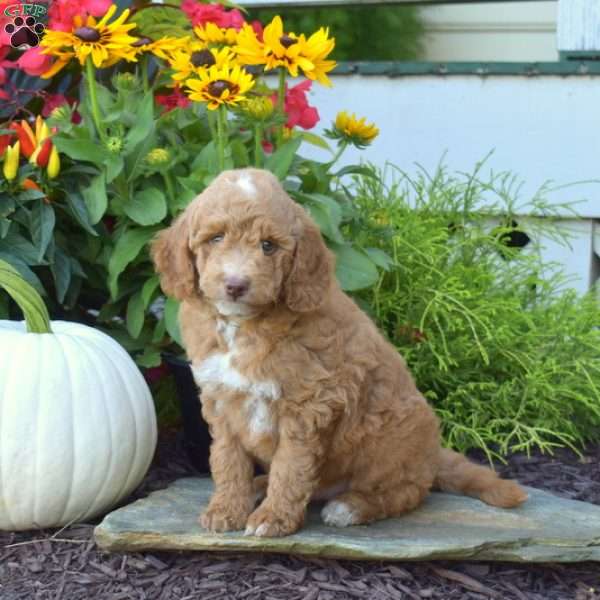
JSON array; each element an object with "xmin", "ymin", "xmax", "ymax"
[{"xmin": 434, "ymin": 448, "xmax": 528, "ymax": 508}]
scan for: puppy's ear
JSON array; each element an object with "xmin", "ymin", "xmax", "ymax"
[
  {"xmin": 284, "ymin": 218, "xmax": 334, "ymax": 312},
  {"xmin": 151, "ymin": 214, "xmax": 198, "ymax": 301}
]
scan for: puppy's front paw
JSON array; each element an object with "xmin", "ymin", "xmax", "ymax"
[
  {"xmin": 199, "ymin": 498, "xmax": 252, "ymax": 533},
  {"xmin": 244, "ymin": 505, "xmax": 302, "ymax": 538}
]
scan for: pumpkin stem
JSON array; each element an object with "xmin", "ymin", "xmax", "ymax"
[{"xmin": 0, "ymin": 259, "xmax": 52, "ymax": 334}]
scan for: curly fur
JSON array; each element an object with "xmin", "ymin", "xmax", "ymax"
[{"xmin": 152, "ymin": 168, "xmax": 527, "ymax": 538}]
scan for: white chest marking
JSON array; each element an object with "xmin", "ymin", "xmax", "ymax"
[{"xmin": 192, "ymin": 320, "xmax": 280, "ymax": 403}]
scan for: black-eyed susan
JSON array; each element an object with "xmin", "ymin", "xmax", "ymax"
[
  {"xmin": 170, "ymin": 46, "xmax": 234, "ymax": 83},
  {"xmin": 185, "ymin": 63, "xmax": 254, "ymax": 110},
  {"xmin": 325, "ymin": 111, "xmax": 379, "ymax": 149},
  {"xmin": 40, "ymin": 4, "xmax": 138, "ymax": 78},
  {"xmin": 131, "ymin": 35, "xmax": 188, "ymax": 62},
  {"xmin": 234, "ymin": 15, "xmax": 336, "ymax": 86},
  {"xmin": 194, "ymin": 22, "xmax": 239, "ymax": 47}
]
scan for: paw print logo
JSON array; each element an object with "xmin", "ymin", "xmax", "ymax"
[{"xmin": 5, "ymin": 16, "xmax": 45, "ymax": 50}]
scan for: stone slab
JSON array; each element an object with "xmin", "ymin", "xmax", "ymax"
[{"xmin": 94, "ymin": 478, "xmax": 600, "ymax": 562}]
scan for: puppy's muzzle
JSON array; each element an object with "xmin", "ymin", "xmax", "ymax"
[{"xmin": 225, "ymin": 275, "xmax": 250, "ymax": 301}]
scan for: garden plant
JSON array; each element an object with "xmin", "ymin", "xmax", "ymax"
[{"xmin": 0, "ymin": 0, "xmax": 599, "ymax": 461}]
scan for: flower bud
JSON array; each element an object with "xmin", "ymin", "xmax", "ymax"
[
  {"xmin": 145, "ymin": 148, "xmax": 171, "ymax": 166},
  {"xmin": 105, "ymin": 136, "xmax": 123, "ymax": 154}
]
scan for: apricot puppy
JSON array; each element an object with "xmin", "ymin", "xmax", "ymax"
[{"xmin": 152, "ymin": 168, "xmax": 527, "ymax": 538}]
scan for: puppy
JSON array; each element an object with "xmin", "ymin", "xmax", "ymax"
[{"xmin": 152, "ymin": 168, "xmax": 527, "ymax": 538}]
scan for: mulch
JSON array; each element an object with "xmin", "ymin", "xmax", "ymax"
[{"xmin": 2, "ymin": 432, "xmax": 600, "ymax": 600}]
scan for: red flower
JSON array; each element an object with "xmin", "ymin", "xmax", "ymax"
[
  {"xmin": 144, "ymin": 362, "xmax": 170, "ymax": 385},
  {"xmin": 0, "ymin": 45, "xmax": 14, "ymax": 101},
  {"xmin": 250, "ymin": 20, "xmax": 264, "ymax": 41},
  {"xmin": 0, "ymin": 129, "xmax": 15, "ymax": 157},
  {"xmin": 48, "ymin": 0, "xmax": 111, "ymax": 31},
  {"xmin": 271, "ymin": 80, "xmax": 320, "ymax": 131},
  {"xmin": 261, "ymin": 140, "xmax": 273, "ymax": 154},
  {"xmin": 155, "ymin": 87, "xmax": 191, "ymax": 112},
  {"xmin": 181, "ymin": 0, "xmax": 244, "ymax": 30},
  {"xmin": 42, "ymin": 93, "xmax": 81, "ymax": 124},
  {"xmin": 15, "ymin": 47, "xmax": 52, "ymax": 76}
]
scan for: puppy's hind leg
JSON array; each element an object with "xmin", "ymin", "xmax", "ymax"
[
  {"xmin": 321, "ymin": 397, "xmax": 439, "ymax": 528},
  {"xmin": 321, "ymin": 481, "xmax": 428, "ymax": 527}
]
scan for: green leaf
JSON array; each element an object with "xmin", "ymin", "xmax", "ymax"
[
  {"xmin": 136, "ymin": 348, "xmax": 162, "ymax": 368},
  {"xmin": 124, "ymin": 187, "xmax": 167, "ymax": 226},
  {"xmin": 141, "ymin": 275, "xmax": 160, "ymax": 308},
  {"xmin": 0, "ymin": 195, "xmax": 15, "ymax": 218},
  {"xmin": 16, "ymin": 189, "xmax": 46, "ymax": 203},
  {"xmin": 51, "ymin": 246, "xmax": 71, "ymax": 303},
  {"xmin": 125, "ymin": 94, "xmax": 156, "ymax": 154},
  {"xmin": 30, "ymin": 202, "xmax": 55, "ymax": 261},
  {"xmin": 82, "ymin": 173, "xmax": 108, "ymax": 224},
  {"xmin": 0, "ymin": 252, "xmax": 44, "ymax": 293},
  {"xmin": 0, "ymin": 231, "xmax": 42, "ymax": 265},
  {"xmin": 164, "ymin": 296, "xmax": 183, "ymax": 346},
  {"xmin": 305, "ymin": 202, "xmax": 344, "ymax": 244},
  {"xmin": 295, "ymin": 192, "xmax": 344, "ymax": 243},
  {"xmin": 108, "ymin": 227, "xmax": 158, "ymax": 298},
  {"xmin": 331, "ymin": 244, "xmax": 379, "ymax": 291},
  {"xmin": 230, "ymin": 138, "xmax": 250, "ymax": 167},
  {"xmin": 0, "ymin": 219, "xmax": 10, "ymax": 238},
  {"xmin": 364, "ymin": 247, "xmax": 393, "ymax": 271},
  {"xmin": 334, "ymin": 164, "xmax": 378, "ymax": 179},
  {"xmin": 264, "ymin": 137, "xmax": 302, "ymax": 180},
  {"xmin": 152, "ymin": 317, "xmax": 166, "ymax": 343},
  {"xmin": 300, "ymin": 131, "xmax": 332, "ymax": 151},
  {"xmin": 66, "ymin": 191, "xmax": 98, "ymax": 236},
  {"xmin": 192, "ymin": 140, "xmax": 219, "ymax": 174},
  {"xmin": 126, "ymin": 291, "xmax": 146, "ymax": 339},
  {"xmin": 54, "ymin": 137, "xmax": 109, "ymax": 164},
  {"xmin": 105, "ymin": 155, "xmax": 124, "ymax": 183}
]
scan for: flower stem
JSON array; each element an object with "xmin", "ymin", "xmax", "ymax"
[
  {"xmin": 216, "ymin": 105, "xmax": 226, "ymax": 172},
  {"xmin": 85, "ymin": 57, "xmax": 105, "ymax": 141},
  {"xmin": 163, "ymin": 172, "xmax": 175, "ymax": 205},
  {"xmin": 141, "ymin": 54, "xmax": 149, "ymax": 94},
  {"xmin": 276, "ymin": 67, "xmax": 287, "ymax": 147},
  {"xmin": 254, "ymin": 124, "xmax": 263, "ymax": 167},
  {"xmin": 0, "ymin": 259, "xmax": 52, "ymax": 334},
  {"xmin": 329, "ymin": 141, "xmax": 348, "ymax": 169}
]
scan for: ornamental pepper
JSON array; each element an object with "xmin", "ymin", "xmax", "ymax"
[
  {"xmin": 3, "ymin": 141, "xmax": 20, "ymax": 181},
  {"xmin": 22, "ymin": 178, "xmax": 42, "ymax": 191},
  {"xmin": 35, "ymin": 138, "xmax": 53, "ymax": 168},
  {"xmin": 0, "ymin": 131, "xmax": 15, "ymax": 158},
  {"xmin": 47, "ymin": 145, "xmax": 60, "ymax": 179},
  {"xmin": 9, "ymin": 121, "xmax": 36, "ymax": 158}
]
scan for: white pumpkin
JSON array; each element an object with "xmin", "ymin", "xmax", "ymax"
[{"xmin": 0, "ymin": 262, "xmax": 157, "ymax": 531}]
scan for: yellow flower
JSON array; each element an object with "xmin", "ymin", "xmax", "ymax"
[
  {"xmin": 234, "ymin": 15, "xmax": 336, "ymax": 86},
  {"xmin": 185, "ymin": 63, "xmax": 254, "ymax": 110},
  {"xmin": 40, "ymin": 4, "xmax": 138, "ymax": 78},
  {"xmin": 132, "ymin": 35, "xmax": 189, "ymax": 61},
  {"xmin": 326, "ymin": 111, "xmax": 379, "ymax": 148},
  {"xmin": 170, "ymin": 46, "xmax": 234, "ymax": 83},
  {"xmin": 194, "ymin": 22, "xmax": 238, "ymax": 47}
]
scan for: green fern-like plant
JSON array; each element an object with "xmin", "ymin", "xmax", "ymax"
[{"xmin": 350, "ymin": 162, "xmax": 600, "ymax": 461}]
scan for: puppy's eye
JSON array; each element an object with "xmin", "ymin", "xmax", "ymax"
[
  {"xmin": 261, "ymin": 240, "xmax": 277, "ymax": 256},
  {"xmin": 209, "ymin": 233, "xmax": 224, "ymax": 244}
]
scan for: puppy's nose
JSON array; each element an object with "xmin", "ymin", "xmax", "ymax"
[{"xmin": 225, "ymin": 276, "xmax": 250, "ymax": 300}]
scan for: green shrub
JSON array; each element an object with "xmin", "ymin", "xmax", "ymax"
[{"xmin": 350, "ymin": 162, "xmax": 600, "ymax": 460}]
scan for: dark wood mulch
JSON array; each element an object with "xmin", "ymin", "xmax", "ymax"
[{"xmin": 1, "ymin": 432, "xmax": 599, "ymax": 600}]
